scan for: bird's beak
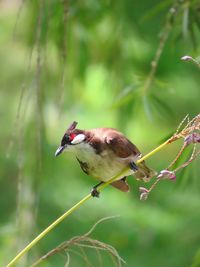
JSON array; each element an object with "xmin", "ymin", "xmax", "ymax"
[{"xmin": 55, "ymin": 146, "xmax": 65, "ymax": 157}]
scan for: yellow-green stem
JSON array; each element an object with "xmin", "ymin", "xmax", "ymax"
[
  {"xmin": 137, "ymin": 139, "xmax": 169, "ymax": 162},
  {"xmin": 6, "ymin": 138, "xmax": 170, "ymax": 267}
]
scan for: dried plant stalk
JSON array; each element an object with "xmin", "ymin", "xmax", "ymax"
[
  {"xmin": 31, "ymin": 216, "xmax": 125, "ymax": 267},
  {"xmin": 140, "ymin": 114, "xmax": 200, "ymax": 200}
]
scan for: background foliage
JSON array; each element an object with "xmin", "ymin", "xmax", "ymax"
[{"xmin": 1, "ymin": 0, "xmax": 200, "ymax": 266}]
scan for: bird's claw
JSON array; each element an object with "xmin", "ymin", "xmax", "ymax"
[
  {"xmin": 130, "ymin": 161, "xmax": 138, "ymax": 171},
  {"xmin": 91, "ymin": 187, "xmax": 100, "ymax": 197}
]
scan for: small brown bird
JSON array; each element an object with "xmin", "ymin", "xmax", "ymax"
[{"xmin": 55, "ymin": 121, "xmax": 155, "ymax": 197}]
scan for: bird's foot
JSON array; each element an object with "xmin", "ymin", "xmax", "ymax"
[
  {"xmin": 91, "ymin": 181, "xmax": 104, "ymax": 197},
  {"xmin": 130, "ymin": 161, "xmax": 138, "ymax": 171},
  {"xmin": 91, "ymin": 187, "xmax": 100, "ymax": 198}
]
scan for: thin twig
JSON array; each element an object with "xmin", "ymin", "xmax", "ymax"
[
  {"xmin": 35, "ymin": 0, "xmax": 44, "ymax": 174},
  {"xmin": 174, "ymin": 114, "xmax": 189, "ymax": 135},
  {"xmin": 174, "ymin": 147, "xmax": 200, "ymax": 172},
  {"xmin": 167, "ymin": 143, "xmax": 187, "ymax": 170},
  {"xmin": 142, "ymin": 1, "xmax": 179, "ymax": 95},
  {"xmin": 58, "ymin": 0, "xmax": 68, "ymax": 117},
  {"xmin": 83, "ymin": 215, "xmax": 120, "ymax": 237},
  {"xmin": 12, "ymin": 0, "xmax": 26, "ymax": 40},
  {"xmin": 64, "ymin": 252, "xmax": 70, "ymax": 267}
]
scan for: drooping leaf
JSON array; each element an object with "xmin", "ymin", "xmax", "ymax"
[{"xmin": 141, "ymin": 0, "xmax": 174, "ymax": 22}]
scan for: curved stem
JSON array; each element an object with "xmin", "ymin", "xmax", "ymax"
[{"xmin": 6, "ymin": 138, "xmax": 170, "ymax": 267}]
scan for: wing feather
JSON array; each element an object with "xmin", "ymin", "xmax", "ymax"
[{"xmin": 104, "ymin": 130, "xmax": 141, "ymax": 158}]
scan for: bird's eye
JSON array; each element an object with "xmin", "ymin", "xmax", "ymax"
[
  {"xmin": 64, "ymin": 133, "xmax": 77, "ymax": 144},
  {"xmin": 65, "ymin": 135, "xmax": 70, "ymax": 141}
]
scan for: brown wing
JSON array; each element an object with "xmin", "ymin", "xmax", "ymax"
[
  {"xmin": 104, "ymin": 129, "xmax": 141, "ymax": 158},
  {"xmin": 111, "ymin": 179, "xmax": 130, "ymax": 192}
]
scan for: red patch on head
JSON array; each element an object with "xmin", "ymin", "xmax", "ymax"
[{"xmin": 69, "ymin": 133, "xmax": 76, "ymax": 141}]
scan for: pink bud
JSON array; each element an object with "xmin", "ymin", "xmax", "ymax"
[
  {"xmin": 140, "ymin": 192, "xmax": 149, "ymax": 201},
  {"xmin": 181, "ymin": 55, "xmax": 193, "ymax": 61},
  {"xmin": 139, "ymin": 187, "xmax": 149, "ymax": 193},
  {"xmin": 157, "ymin": 170, "xmax": 176, "ymax": 180},
  {"xmin": 139, "ymin": 187, "xmax": 149, "ymax": 201},
  {"xmin": 184, "ymin": 133, "xmax": 200, "ymax": 146}
]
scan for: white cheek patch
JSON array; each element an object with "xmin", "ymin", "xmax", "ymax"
[{"xmin": 71, "ymin": 134, "xmax": 86, "ymax": 145}]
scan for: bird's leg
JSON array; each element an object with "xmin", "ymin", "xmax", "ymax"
[
  {"xmin": 130, "ymin": 161, "xmax": 138, "ymax": 171},
  {"xmin": 91, "ymin": 181, "xmax": 104, "ymax": 197}
]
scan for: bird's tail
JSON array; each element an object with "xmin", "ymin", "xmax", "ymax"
[{"xmin": 134, "ymin": 161, "xmax": 157, "ymax": 182}]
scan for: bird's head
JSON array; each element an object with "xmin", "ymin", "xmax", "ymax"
[{"xmin": 55, "ymin": 121, "xmax": 86, "ymax": 157}]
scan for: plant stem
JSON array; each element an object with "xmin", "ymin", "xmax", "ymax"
[
  {"xmin": 6, "ymin": 138, "xmax": 170, "ymax": 267},
  {"xmin": 7, "ymin": 194, "xmax": 91, "ymax": 267}
]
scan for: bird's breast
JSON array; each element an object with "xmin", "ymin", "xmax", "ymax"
[{"xmin": 74, "ymin": 143, "xmax": 135, "ymax": 181}]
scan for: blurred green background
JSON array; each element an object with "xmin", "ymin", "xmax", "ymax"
[{"xmin": 1, "ymin": 0, "xmax": 200, "ymax": 266}]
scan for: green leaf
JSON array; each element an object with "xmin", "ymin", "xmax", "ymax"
[
  {"xmin": 182, "ymin": 4, "xmax": 189, "ymax": 38},
  {"xmin": 111, "ymin": 85, "xmax": 139, "ymax": 109},
  {"xmin": 142, "ymin": 95, "xmax": 154, "ymax": 121},
  {"xmin": 141, "ymin": 0, "xmax": 174, "ymax": 22},
  {"xmin": 151, "ymin": 94, "xmax": 174, "ymax": 119}
]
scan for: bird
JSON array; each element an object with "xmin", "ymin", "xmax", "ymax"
[{"xmin": 55, "ymin": 121, "xmax": 156, "ymax": 197}]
